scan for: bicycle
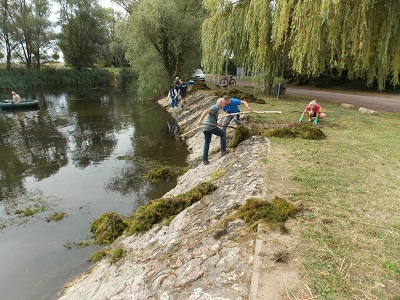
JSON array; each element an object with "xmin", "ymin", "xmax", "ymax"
[{"xmin": 220, "ymin": 75, "xmax": 236, "ymax": 87}]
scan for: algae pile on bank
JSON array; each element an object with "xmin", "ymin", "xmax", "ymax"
[{"xmin": 90, "ymin": 181, "xmax": 217, "ymax": 245}]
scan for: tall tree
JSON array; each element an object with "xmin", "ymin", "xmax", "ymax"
[
  {"xmin": 13, "ymin": 0, "xmax": 54, "ymax": 68},
  {"xmin": 57, "ymin": 0, "xmax": 109, "ymax": 70},
  {"xmin": 101, "ymin": 7, "xmax": 127, "ymax": 67},
  {"xmin": 0, "ymin": 0, "xmax": 54, "ymax": 69},
  {"xmin": 202, "ymin": 0, "xmax": 400, "ymax": 92},
  {"xmin": 118, "ymin": 0, "xmax": 205, "ymax": 97},
  {"xmin": 0, "ymin": 0, "xmax": 20, "ymax": 69}
]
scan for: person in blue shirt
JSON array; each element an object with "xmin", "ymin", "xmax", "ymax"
[
  {"xmin": 221, "ymin": 95, "xmax": 253, "ymax": 133},
  {"xmin": 197, "ymin": 98, "xmax": 229, "ymax": 165}
]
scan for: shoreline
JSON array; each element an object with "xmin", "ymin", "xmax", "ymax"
[{"xmin": 58, "ymin": 91, "xmax": 301, "ymax": 299}]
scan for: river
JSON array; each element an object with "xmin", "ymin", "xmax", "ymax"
[{"xmin": 0, "ymin": 87, "xmax": 188, "ymax": 300}]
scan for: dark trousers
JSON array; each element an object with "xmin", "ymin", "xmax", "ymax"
[{"xmin": 202, "ymin": 127, "xmax": 226, "ymax": 162}]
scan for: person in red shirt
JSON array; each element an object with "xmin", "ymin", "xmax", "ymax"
[{"xmin": 299, "ymin": 100, "xmax": 326, "ymax": 124}]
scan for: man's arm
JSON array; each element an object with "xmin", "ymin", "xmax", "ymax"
[
  {"xmin": 198, "ymin": 109, "xmax": 210, "ymax": 125},
  {"xmin": 241, "ymin": 100, "xmax": 253, "ymax": 112}
]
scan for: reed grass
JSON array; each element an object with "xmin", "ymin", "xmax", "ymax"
[{"xmin": 0, "ymin": 67, "xmax": 112, "ymax": 89}]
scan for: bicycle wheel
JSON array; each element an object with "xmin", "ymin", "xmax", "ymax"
[
  {"xmin": 229, "ymin": 79, "xmax": 236, "ymax": 86},
  {"xmin": 220, "ymin": 78, "xmax": 229, "ymax": 86}
]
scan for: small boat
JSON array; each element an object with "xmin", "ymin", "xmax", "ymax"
[{"xmin": 0, "ymin": 100, "xmax": 39, "ymax": 110}]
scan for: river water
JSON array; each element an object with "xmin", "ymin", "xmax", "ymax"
[{"xmin": 0, "ymin": 88, "xmax": 188, "ymax": 300}]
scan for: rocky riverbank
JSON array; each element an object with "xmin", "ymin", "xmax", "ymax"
[{"xmin": 58, "ymin": 91, "xmax": 301, "ymax": 300}]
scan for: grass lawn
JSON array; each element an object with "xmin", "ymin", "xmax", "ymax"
[{"xmin": 219, "ymin": 86, "xmax": 400, "ymax": 299}]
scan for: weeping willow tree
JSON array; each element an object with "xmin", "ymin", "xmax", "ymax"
[
  {"xmin": 202, "ymin": 0, "xmax": 282, "ymax": 94},
  {"xmin": 203, "ymin": 0, "xmax": 400, "ymax": 92},
  {"xmin": 117, "ymin": 0, "xmax": 205, "ymax": 98},
  {"xmin": 275, "ymin": 0, "xmax": 400, "ymax": 90}
]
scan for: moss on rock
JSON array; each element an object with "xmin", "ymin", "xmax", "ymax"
[
  {"xmin": 90, "ymin": 212, "xmax": 127, "ymax": 244},
  {"xmin": 230, "ymin": 125, "xmax": 252, "ymax": 148},
  {"xmin": 90, "ymin": 248, "xmax": 126, "ymax": 263},
  {"xmin": 126, "ymin": 182, "xmax": 217, "ymax": 235}
]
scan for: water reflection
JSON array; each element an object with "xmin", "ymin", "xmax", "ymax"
[{"xmin": 0, "ymin": 88, "xmax": 188, "ymax": 300}]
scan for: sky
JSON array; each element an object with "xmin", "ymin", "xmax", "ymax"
[
  {"xmin": 99, "ymin": 0, "xmax": 124, "ymax": 11},
  {"xmin": 50, "ymin": 0, "xmax": 124, "ymax": 21}
]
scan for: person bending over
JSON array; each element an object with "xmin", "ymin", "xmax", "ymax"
[
  {"xmin": 198, "ymin": 98, "xmax": 228, "ymax": 165},
  {"xmin": 299, "ymin": 99, "xmax": 326, "ymax": 125},
  {"xmin": 221, "ymin": 95, "xmax": 253, "ymax": 133}
]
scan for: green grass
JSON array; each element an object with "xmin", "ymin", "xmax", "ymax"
[{"xmin": 242, "ymin": 90, "xmax": 400, "ymax": 299}]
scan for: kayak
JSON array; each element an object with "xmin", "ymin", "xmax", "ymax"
[{"xmin": 0, "ymin": 100, "xmax": 39, "ymax": 110}]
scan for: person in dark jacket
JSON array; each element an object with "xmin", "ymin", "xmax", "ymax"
[{"xmin": 178, "ymin": 78, "xmax": 188, "ymax": 107}]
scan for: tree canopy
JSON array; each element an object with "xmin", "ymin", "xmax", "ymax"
[
  {"xmin": 0, "ymin": 0, "xmax": 54, "ymax": 69},
  {"xmin": 57, "ymin": 0, "xmax": 110, "ymax": 70},
  {"xmin": 202, "ymin": 0, "xmax": 400, "ymax": 92},
  {"xmin": 118, "ymin": 0, "xmax": 205, "ymax": 97}
]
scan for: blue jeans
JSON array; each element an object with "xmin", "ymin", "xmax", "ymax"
[
  {"xmin": 202, "ymin": 127, "xmax": 226, "ymax": 162},
  {"xmin": 171, "ymin": 97, "xmax": 178, "ymax": 108}
]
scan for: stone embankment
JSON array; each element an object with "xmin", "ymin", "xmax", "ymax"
[{"xmin": 58, "ymin": 91, "xmax": 301, "ymax": 300}]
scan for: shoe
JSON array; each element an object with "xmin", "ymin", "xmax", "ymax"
[
  {"xmin": 221, "ymin": 149, "xmax": 230, "ymax": 156},
  {"xmin": 203, "ymin": 160, "xmax": 209, "ymax": 165}
]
